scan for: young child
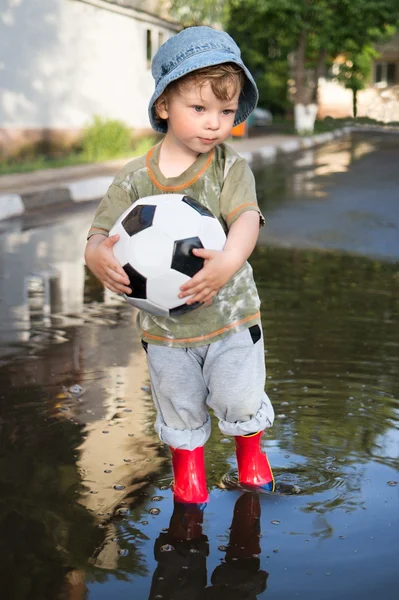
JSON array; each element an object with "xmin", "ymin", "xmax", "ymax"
[{"xmin": 85, "ymin": 26, "xmax": 275, "ymax": 504}]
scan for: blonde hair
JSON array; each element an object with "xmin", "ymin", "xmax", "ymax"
[{"xmin": 154, "ymin": 62, "xmax": 245, "ymax": 120}]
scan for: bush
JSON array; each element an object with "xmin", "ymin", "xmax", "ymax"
[
  {"xmin": 132, "ymin": 135, "xmax": 157, "ymax": 156},
  {"xmin": 81, "ymin": 115, "xmax": 132, "ymax": 161}
]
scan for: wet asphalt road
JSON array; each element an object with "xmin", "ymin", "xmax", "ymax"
[
  {"xmin": 255, "ymin": 131, "xmax": 399, "ymax": 259},
  {"xmin": 0, "ymin": 131, "xmax": 398, "ymax": 600}
]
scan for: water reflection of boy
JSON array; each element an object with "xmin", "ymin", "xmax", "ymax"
[{"xmin": 148, "ymin": 493, "xmax": 268, "ymax": 600}]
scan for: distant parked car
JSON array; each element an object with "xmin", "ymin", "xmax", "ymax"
[{"xmin": 248, "ymin": 107, "xmax": 273, "ymax": 127}]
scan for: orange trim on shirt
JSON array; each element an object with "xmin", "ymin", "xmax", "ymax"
[
  {"xmin": 226, "ymin": 203, "xmax": 260, "ymax": 223},
  {"xmin": 146, "ymin": 146, "xmax": 214, "ymax": 192},
  {"xmin": 142, "ymin": 311, "xmax": 260, "ymax": 344}
]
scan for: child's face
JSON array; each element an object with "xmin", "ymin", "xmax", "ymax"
[{"xmin": 159, "ymin": 79, "xmax": 240, "ymax": 155}]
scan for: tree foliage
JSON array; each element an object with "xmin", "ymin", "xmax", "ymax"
[
  {"xmin": 168, "ymin": 0, "xmax": 227, "ymax": 27},
  {"xmin": 227, "ymin": 0, "xmax": 399, "ymax": 111},
  {"xmin": 169, "ymin": 0, "xmax": 399, "ymax": 118}
]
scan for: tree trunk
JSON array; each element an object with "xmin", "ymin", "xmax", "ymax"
[
  {"xmin": 352, "ymin": 89, "xmax": 358, "ymax": 118},
  {"xmin": 312, "ymin": 48, "xmax": 327, "ymax": 104},
  {"xmin": 294, "ymin": 30, "xmax": 318, "ymax": 135},
  {"xmin": 295, "ymin": 30, "xmax": 307, "ymax": 105},
  {"xmin": 293, "ymin": 0, "xmax": 319, "ymax": 135}
]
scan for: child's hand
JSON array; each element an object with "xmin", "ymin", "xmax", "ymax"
[
  {"xmin": 85, "ymin": 234, "xmax": 132, "ymax": 295},
  {"xmin": 179, "ymin": 248, "xmax": 243, "ymax": 306}
]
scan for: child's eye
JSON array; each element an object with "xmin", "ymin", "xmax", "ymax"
[
  {"xmin": 222, "ymin": 109, "xmax": 235, "ymax": 115},
  {"xmin": 193, "ymin": 105, "xmax": 204, "ymax": 112}
]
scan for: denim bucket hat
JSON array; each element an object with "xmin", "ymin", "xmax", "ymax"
[{"xmin": 148, "ymin": 26, "xmax": 259, "ymax": 133}]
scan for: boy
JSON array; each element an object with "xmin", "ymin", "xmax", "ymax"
[{"xmin": 85, "ymin": 26, "xmax": 275, "ymax": 504}]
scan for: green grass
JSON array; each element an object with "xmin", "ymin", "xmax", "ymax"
[
  {"xmin": 0, "ymin": 153, "xmax": 91, "ymax": 176},
  {"xmin": 0, "ymin": 136, "xmax": 157, "ymax": 176}
]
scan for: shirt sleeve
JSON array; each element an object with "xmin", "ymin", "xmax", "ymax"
[
  {"xmin": 219, "ymin": 158, "xmax": 265, "ymax": 228},
  {"xmin": 87, "ymin": 183, "xmax": 137, "ymax": 239}
]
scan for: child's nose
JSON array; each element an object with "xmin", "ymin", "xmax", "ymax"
[{"xmin": 206, "ymin": 113, "xmax": 220, "ymax": 130}]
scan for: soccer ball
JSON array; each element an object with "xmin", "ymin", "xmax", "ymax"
[{"xmin": 110, "ymin": 194, "xmax": 226, "ymax": 316}]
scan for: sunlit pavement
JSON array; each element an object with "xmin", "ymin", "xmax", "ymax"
[{"xmin": 255, "ymin": 131, "xmax": 399, "ymax": 260}]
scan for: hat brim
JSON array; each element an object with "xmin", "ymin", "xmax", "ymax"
[{"xmin": 148, "ymin": 51, "xmax": 259, "ymax": 134}]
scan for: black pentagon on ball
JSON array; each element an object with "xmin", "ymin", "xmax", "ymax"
[
  {"xmin": 123, "ymin": 264, "xmax": 147, "ymax": 298},
  {"xmin": 182, "ymin": 195, "xmax": 214, "ymax": 218},
  {"xmin": 172, "ymin": 237, "xmax": 204, "ymax": 278},
  {"xmin": 122, "ymin": 205, "xmax": 156, "ymax": 236}
]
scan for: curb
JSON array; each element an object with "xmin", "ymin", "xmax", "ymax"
[
  {"xmin": 236, "ymin": 126, "xmax": 352, "ymax": 164},
  {"xmin": 0, "ymin": 125, "xmax": 381, "ymax": 222},
  {"xmin": 0, "ymin": 194, "xmax": 25, "ymax": 220},
  {"xmin": 0, "ymin": 176, "xmax": 114, "ymax": 221}
]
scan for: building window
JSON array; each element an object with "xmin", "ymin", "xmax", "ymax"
[
  {"xmin": 374, "ymin": 62, "xmax": 397, "ymax": 87},
  {"xmin": 158, "ymin": 31, "xmax": 164, "ymax": 50},
  {"xmin": 146, "ymin": 29, "xmax": 152, "ymax": 68},
  {"xmin": 375, "ymin": 64, "xmax": 383, "ymax": 83},
  {"xmin": 387, "ymin": 63, "xmax": 396, "ymax": 85}
]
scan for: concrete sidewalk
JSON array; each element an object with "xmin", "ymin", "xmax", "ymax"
[{"xmin": 0, "ymin": 129, "xmax": 351, "ymax": 221}]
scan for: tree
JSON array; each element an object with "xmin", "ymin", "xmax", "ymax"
[
  {"xmin": 169, "ymin": 0, "xmax": 292, "ymax": 114},
  {"xmin": 226, "ymin": 1, "xmax": 292, "ymax": 115},
  {"xmin": 335, "ymin": 45, "xmax": 378, "ymax": 118},
  {"xmin": 169, "ymin": 0, "xmax": 399, "ymax": 132},
  {"xmin": 228, "ymin": 0, "xmax": 399, "ymax": 133}
]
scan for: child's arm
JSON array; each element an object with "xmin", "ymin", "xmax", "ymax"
[
  {"xmin": 179, "ymin": 210, "xmax": 260, "ymax": 305},
  {"xmin": 85, "ymin": 234, "xmax": 132, "ymax": 295}
]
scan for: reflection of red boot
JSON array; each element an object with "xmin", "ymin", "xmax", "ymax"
[
  {"xmin": 168, "ymin": 501, "xmax": 205, "ymax": 542},
  {"xmin": 209, "ymin": 492, "xmax": 269, "ymax": 596},
  {"xmin": 226, "ymin": 492, "xmax": 261, "ymax": 560},
  {"xmin": 235, "ymin": 432, "xmax": 275, "ymax": 492},
  {"xmin": 150, "ymin": 502, "xmax": 209, "ymax": 599},
  {"xmin": 170, "ymin": 446, "xmax": 209, "ymax": 504}
]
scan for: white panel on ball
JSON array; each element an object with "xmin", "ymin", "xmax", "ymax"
[
  {"xmin": 197, "ymin": 217, "xmax": 226, "ymax": 251},
  {"xmin": 152, "ymin": 197, "xmax": 201, "ymax": 241},
  {"xmin": 129, "ymin": 228, "xmax": 174, "ymax": 278},
  {"xmin": 147, "ymin": 269, "xmax": 192, "ymax": 309},
  {"xmin": 123, "ymin": 296, "xmax": 170, "ymax": 317}
]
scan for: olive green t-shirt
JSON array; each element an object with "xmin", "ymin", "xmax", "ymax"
[{"xmin": 88, "ymin": 142, "xmax": 264, "ymax": 348}]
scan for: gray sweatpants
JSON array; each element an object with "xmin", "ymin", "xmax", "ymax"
[{"xmin": 143, "ymin": 325, "xmax": 274, "ymax": 450}]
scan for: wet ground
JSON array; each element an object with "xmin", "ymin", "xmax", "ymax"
[{"xmin": 0, "ymin": 132, "xmax": 398, "ymax": 599}]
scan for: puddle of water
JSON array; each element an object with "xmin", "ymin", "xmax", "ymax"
[
  {"xmin": 0, "ymin": 133, "xmax": 398, "ymax": 599},
  {"xmin": 254, "ymin": 132, "xmax": 399, "ymax": 259},
  {"xmin": 0, "ymin": 243, "xmax": 398, "ymax": 599}
]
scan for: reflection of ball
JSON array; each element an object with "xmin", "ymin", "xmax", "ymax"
[{"xmin": 110, "ymin": 194, "xmax": 226, "ymax": 316}]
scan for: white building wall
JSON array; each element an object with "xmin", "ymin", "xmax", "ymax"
[
  {"xmin": 317, "ymin": 80, "xmax": 354, "ymax": 119},
  {"xmin": 0, "ymin": 0, "xmax": 176, "ymax": 130},
  {"xmin": 318, "ymin": 79, "xmax": 399, "ymax": 123}
]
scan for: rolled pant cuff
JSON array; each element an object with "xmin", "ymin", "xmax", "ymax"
[
  {"xmin": 155, "ymin": 415, "xmax": 212, "ymax": 450},
  {"xmin": 218, "ymin": 395, "xmax": 275, "ymax": 437}
]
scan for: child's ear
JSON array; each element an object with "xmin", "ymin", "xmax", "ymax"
[{"xmin": 155, "ymin": 94, "xmax": 169, "ymax": 120}]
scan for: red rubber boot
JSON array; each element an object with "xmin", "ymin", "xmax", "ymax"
[
  {"xmin": 235, "ymin": 432, "xmax": 275, "ymax": 492},
  {"xmin": 170, "ymin": 446, "xmax": 209, "ymax": 504}
]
